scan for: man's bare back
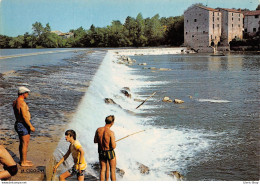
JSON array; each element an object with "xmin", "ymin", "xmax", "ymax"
[{"xmin": 95, "ymin": 127, "xmax": 116, "ymax": 152}]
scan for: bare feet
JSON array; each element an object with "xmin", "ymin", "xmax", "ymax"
[
  {"xmin": 21, "ymin": 162, "xmax": 34, "ymax": 167},
  {"xmin": 26, "ymin": 160, "xmax": 33, "ymax": 163}
]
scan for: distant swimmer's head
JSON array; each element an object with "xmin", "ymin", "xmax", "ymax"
[
  {"xmin": 65, "ymin": 129, "xmax": 76, "ymax": 141},
  {"xmin": 105, "ymin": 115, "xmax": 115, "ymax": 124},
  {"xmin": 18, "ymin": 86, "xmax": 30, "ymax": 97}
]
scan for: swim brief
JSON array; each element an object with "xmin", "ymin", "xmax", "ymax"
[
  {"xmin": 3, "ymin": 164, "xmax": 18, "ymax": 176},
  {"xmin": 15, "ymin": 122, "xmax": 31, "ymax": 136},
  {"xmin": 68, "ymin": 166, "xmax": 85, "ymax": 177},
  {"xmin": 99, "ymin": 149, "xmax": 116, "ymax": 161}
]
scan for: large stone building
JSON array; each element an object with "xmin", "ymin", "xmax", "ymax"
[
  {"xmin": 243, "ymin": 10, "xmax": 260, "ymax": 37},
  {"xmin": 184, "ymin": 5, "xmax": 222, "ymax": 52},
  {"xmin": 184, "ymin": 5, "xmax": 244, "ymax": 52},
  {"xmin": 217, "ymin": 8, "xmax": 243, "ymax": 46}
]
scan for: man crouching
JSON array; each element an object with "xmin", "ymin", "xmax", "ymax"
[{"xmin": 53, "ymin": 130, "xmax": 87, "ymax": 181}]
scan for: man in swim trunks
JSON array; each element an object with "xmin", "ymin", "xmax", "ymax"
[
  {"xmin": 13, "ymin": 86, "xmax": 35, "ymax": 167},
  {"xmin": 94, "ymin": 115, "xmax": 116, "ymax": 181},
  {"xmin": 0, "ymin": 145, "xmax": 18, "ymax": 180},
  {"xmin": 53, "ymin": 130, "xmax": 87, "ymax": 181}
]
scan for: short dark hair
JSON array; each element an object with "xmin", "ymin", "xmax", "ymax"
[
  {"xmin": 65, "ymin": 129, "xmax": 76, "ymax": 140},
  {"xmin": 105, "ymin": 115, "xmax": 115, "ymax": 124}
]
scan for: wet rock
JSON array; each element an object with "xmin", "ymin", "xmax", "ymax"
[
  {"xmin": 163, "ymin": 97, "xmax": 173, "ymax": 103},
  {"xmin": 159, "ymin": 68, "xmax": 171, "ymax": 71},
  {"xmin": 120, "ymin": 90, "xmax": 131, "ymax": 98},
  {"xmin": 174, "ymin": 99, "xmax": 184, "ymax": 104},
  {"xmin": 134, "ymin": 99, "xmax": 143, "ymax": 102},
  {"xmin": 116, "ymin": 168, "xmax": 125, "ymax": 178},
  {"xmin": 138, "ymin": 63, "xmax": 147, "ymax": 66},
  {"xmin": 104, "ymin": 98, "xmax": 116, "ymax": 104},
  {"xmin": 168, "ymin": 171, "xmax": 184, "ymax": 181},
  {"xmin": 136, "ymin": 162, "xmax": 150, "ymax": 175}
]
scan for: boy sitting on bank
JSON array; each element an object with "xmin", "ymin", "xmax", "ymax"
[{"xmin": 53, "ymin": 130, "xmax": 87, "ymax": 181}]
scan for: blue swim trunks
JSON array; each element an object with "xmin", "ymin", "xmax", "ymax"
[{"xmin": 15, "ymin": 122, "xmax": 31, "ymax": 136}]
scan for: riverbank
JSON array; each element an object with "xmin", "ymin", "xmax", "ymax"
[{"xmin": 0, "ymin": 49, "xmax": 105, "ymax": 181}]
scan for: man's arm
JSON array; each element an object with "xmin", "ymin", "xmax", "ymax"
[
  {"xmin": 20, "ymin": 102, "xmax": 35, "ymax": 132},
  {"xmin": 110, "ymin": 131, "xmax": 116, "ymax": 149},
  {"xmin": 53, "ymin": 148, "xmax": 71, "ymax": 173}
]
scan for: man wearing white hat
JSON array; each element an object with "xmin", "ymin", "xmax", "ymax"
[{"xmin": 13, "ymin": 86, "xmax": 35, "ymax": 167}]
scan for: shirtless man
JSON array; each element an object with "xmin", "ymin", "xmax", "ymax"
[
  {"xmin": 13, "ymin": 86, "xmax": 35, "ymax": 167},
  {"xmin": 0, "ymin": 145, "xmax": 18, "ymax": 180},
  {"xmin": 94, "ymin": 115, "xmax": 116, "ymax": 181}
]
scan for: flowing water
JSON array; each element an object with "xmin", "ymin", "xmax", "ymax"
[
  {"xmin": 0, "ymin": 49, "xmax": 259, "ymax": 181},
  {"xmin": 55, "ymin": 51, "xmax": 259, "ymax": 181}
]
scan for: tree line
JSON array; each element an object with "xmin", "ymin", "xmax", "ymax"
[{"xmin": 0, "ymin": 13, "xmax": 184, "ymax": 48}]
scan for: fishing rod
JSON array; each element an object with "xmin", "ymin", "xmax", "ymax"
[
  {"xmin": 116, "ymin": 130, "xmax": 146, "ymax": 142},
  {"xmin": 136, "ymin": 92, "xmax": 156, "ymax": 109}
]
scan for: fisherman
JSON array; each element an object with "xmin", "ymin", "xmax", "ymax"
[
  {"xmin": 94, "ymin": 115, "xmax": 116, "ymax": 181},
  {"xmin": 0, "ymin": 145, "xmax": 18, "ymax": 180},
  {"xmin": 53, "ymin": 130, "xmax": 87, "ymax": 181},
  {"xmin": 13, "ymin": 86, "xmax": 35, "ymax": 167}
]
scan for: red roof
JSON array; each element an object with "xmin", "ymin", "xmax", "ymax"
[
  {"xmin": 218, "ymin": 8, "xmax": 242, "ymax": 13},
  {"xmin": 243, "ymin": 10, "xmax": 260, "ymax": 16},
  {"xmin": 197, "ymin": 5, "xmax": 219, "ymax": 12}
]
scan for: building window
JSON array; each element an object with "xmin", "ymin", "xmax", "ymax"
[
  {"xmin": 218, "ymin": 13, "xmax": 219, "ymax": 16},
  {"xmin": 217, "ymin": 17, "xmax": 219, "ymax": 20},
  {"xmin": 232, "ymin": 24, "xmax": 233, "ymax": 28},
  {"xmin": 238, "ymin": 24, "xmax": 240, "ymax": 27},
  {"xmin": 192, "ymin": 35, "xmax": 194, "ymax": 38},
  {"xmin": 203, "ymin": 31, "xmax": 206, "ymax": 34},
  {"xmin": 213, "ymin": 24, "xmax": 214, "ymax": 28},
  {"xmin": 232, "ymin": 18, "xmax": 233, "ymax": 21},
  {"xmin": 194, "ymin": 19, "xmax": 197, "ymax": 22},
  {"xmin": 244, "ymin": 28, "xmax": 247, "ymax": 32},
  {"xmin": 239, "ymin": 18, "xmax": 240, "ymax": 21},
  {"xmin": 255, "ymin": 15, "xmax": 259, "ymax": 18},
  {"xmin": 213, "ymin": 17, "xmax": 214, "ymax": 22},
  {"xmin": 197, "ymin": 26, "xmax": 199, "ymax": 30},
  {"xmin": 217, "ymin": 24, "xmax": 219, "ymax": 27},
  {"xmin": 239, "ymin": 14, "xmax": 240, "ymax": 17},
  {"xmin": 186, "ymin": 32, "xmax": 187, "ymax": 35},
  {"xmin": 253, "ymin": 28, "xmax": 256, "ymax": 32},
  {"xmin": 232, "ymin": 13, "xmax": 234, "ymax": 16}
]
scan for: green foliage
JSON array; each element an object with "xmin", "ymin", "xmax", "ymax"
[{"xmin": 1, "ymin": 13, "xmax": 186, "ymax": 48}]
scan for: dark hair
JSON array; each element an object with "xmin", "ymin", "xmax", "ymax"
[
  {"xmin": 105, "ymin": 115, "xmax": 115, "ymax": 124},
  {"xmin": 65, "ymin": 129, "xmax": 76, "ymax": 140}
]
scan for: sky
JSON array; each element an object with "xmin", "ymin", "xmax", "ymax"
[{"xmin": 0, "ymin": 0, "xmax": 259, "ymax": 37}]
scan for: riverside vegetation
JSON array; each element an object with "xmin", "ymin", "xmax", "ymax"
[{"xmin": 0, "ymin": 13, "xmax": 184, "ymax": 48}]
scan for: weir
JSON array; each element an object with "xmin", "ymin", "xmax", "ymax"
[{"xmin": 53, "ymin": 49, "xmax": 212, "ymax": 181}]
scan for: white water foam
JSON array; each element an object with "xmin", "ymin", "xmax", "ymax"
[
  {"xmin": 197, "ymin": 99, "xmax": 231, "ymax": 103},
  {"xmin": 55, "ymin": 50, "xmax": 213, "ymax": 180}
]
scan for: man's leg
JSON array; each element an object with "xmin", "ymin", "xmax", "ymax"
[
  {"xmin": 20, "ymin": 134, "xmax": 33, "ymax": 166},
  {"xmin": 77, "ymin": 172, "xmax": 84, "ymax": 181},
  {"xmin": 99, "ymin": 159, "xmax": 106, "ymax": 181},
  {"xmin": 0, "ymin": 170, "xmax": 11, "ymax": 180},
  {"xmin": 105, "ymin": 160, "xmax": 109, "ymax": 181},
  {"xmin": 59, "ymin": 171, "xmax": 71, "ymax": 181},
  {"xmin": 109, "ymin": 157, "xmax": 116, "ymax": 181}
]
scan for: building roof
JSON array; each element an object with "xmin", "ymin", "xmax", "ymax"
[
  {"xmin": 243, "ymin": 10, "xmax": 260, "ymax": 16},
  {"xmin": 197, "ymin": 5, "xmax": 220, "ymax": 12},
  {"xmin": 218, "ymin": 8, "xmax": 242, "ymax": 13}
]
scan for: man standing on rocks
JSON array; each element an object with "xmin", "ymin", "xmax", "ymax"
[
  {"xmin": 94, "ymin": 115, "xmax": 116, "ymax": 181},
  {"xmin": 13, "ymin": 86, "xmax": 35, "ymax": 167}
]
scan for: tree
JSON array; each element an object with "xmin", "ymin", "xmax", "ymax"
[
  {"xmin": 0, "ymin": 35, "xmax": 11, "ymax": 48},
  {"xmin": 9, "ymin": 36, "xmax": 24, "ymax": 48},
  {"xmin": 256, "ymin": 4, "xmax": 260, "ymax": 10}
]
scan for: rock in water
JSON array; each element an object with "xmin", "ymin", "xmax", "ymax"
[
  {"xmin": 136, "ymin": 162, "xmax": 150, "ymax": 175},
  {"xmin": 169, "ymin": 171, "xmax": 184, "ymax": 181},
  {"xmin": 104, "ymin": 98, "xmax": 116, "ymax": 104},
  {"xmin": 163, "ymin": 96, "xmax": 173, "ymax": 103},
  {"xmin": 174, "ymin": 99, "xmax": 184, "ymax": 104},
  {"xmin": 120, "ymin": 90, "xmax": 131, "ymax": 98}
]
